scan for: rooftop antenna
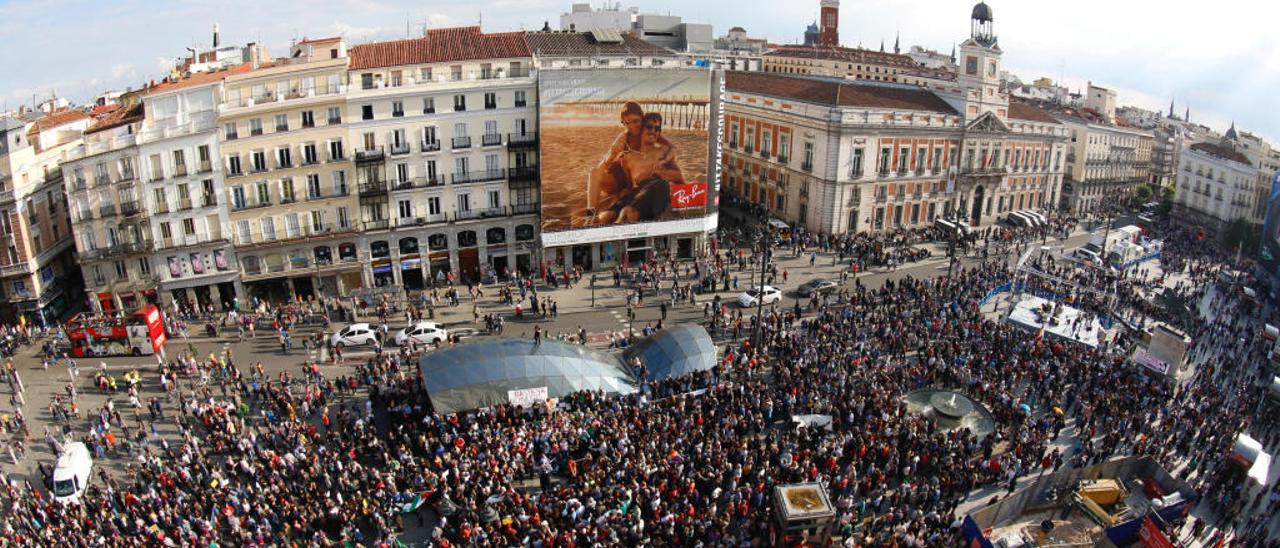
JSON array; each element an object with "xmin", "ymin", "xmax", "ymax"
[{"xmin": 406, "ymin": 13, "xmax": 410, "ymax": 38}]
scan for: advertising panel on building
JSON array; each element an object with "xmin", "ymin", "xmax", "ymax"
[
  {"xmin": 537, "ymin": 68, "xmax": 720, "ymax": 267},
  {"xmin": 1260, "ymin": 172, "xmax": 1280, "ymax": 285}
]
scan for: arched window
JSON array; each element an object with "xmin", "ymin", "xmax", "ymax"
[
  {"xmin": 370, "ymin": 240, "xmax": 390, "ymax": 259},
  {"xmin": 313, "ymin": 246, "xmax": 332, "ymax": 265},
  {"xmin": 515, "ymin": 224, "xmax": 535, "ymax": 242},
  {"xmin": 427, "ymin": 233, "xmax": 448, "ymax": 251},
  {"xmin": 457, "ymin": 231, "xmax": 477, "ymax": 248},
  {"xmin": 240, "ymin": 255, "xmax": 261, "ymax": 275},
  {"xmin": 399, "ymin": 237, "xmax": 419, "ymax": 255},
  {"xmin": 486, "ymin": 227, "xmax": 506, "ymax": 245},
  {"xmin": 338, "ymin": 243, "xmax": 357, "ymax": 262}
]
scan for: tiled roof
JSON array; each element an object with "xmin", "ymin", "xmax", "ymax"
[
  {"xmin": 26, "ymin": 109, "xmax": 90, "ymax": 136},
  {"xmin": 86, "ymin": 101, "xmax": 144, "ymax": 134},
  {"xmin": 1008, "ymin": 100, "xmax": 1059, "ymax": 124},
  {"xmin": 726, "ymin": 71, "xmax": 958, "ymax": 114},
  {"xmin": 524, "ymin": 31, "xmax": 675, "ymax": 58},
  {"xmin": 147, "ymin": 63, "xmax": 254, "ymax": 94},
  {"xmin": 349, "ymin": 26, "xmax": 530, "ymax": 70},
  {"xmin": 765, "ymin": 45, "xmax": 917, "ymax": 69},
  {"xmin": 1190, "ymin": 142, "xmax": 1250, "ymax": 166}
]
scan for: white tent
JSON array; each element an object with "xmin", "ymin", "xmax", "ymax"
[{"xmin": 1232, "ymin": 433, "xmax": 1273, "ymax": 486}]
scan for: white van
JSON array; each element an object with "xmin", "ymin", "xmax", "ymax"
[{"xmin": 52, "ymin": 442, "xmax": 93, "ymax": 504}]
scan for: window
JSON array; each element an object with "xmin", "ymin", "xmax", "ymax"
[
  {"xmin": 249, "ymin": 150, "xmax": 266, "ymax": 172},
  {"xmin": 274, "ymin": 114, "xmax": 289, "ymax": 132},
  {"xmin": 361, "ymin": 105, "xmax": 373, "ymax": 120},
  {"xmin": 453, "ymin": 94, "xmax": 466, "ymax": 112},
  {"xmin": 224, "ymin": 122, "xmax": 238, "ymax": 140},
  {"xmin": 419, "ymin": 67, "xmax": 433, "ymax": 82},
  {"xmin": 803, "ymin": 142, "xmax": 814, "ymax": 171},
  {"xmin": 302, "ymin": 143, "xmax": 318, "ymax": 164},
  {"xmin": 485, "ymin": 154, "xmax": 499, "ymax": 173},
  {"xmin": 255, "ymin": 181, "xmax": 270, "ymax": 205},
  {"xmin": 237, "ymin": 220, "xmax": 250, "ymax": 242},
  {"xmin": 390, "ymin": 70, "xmax": 402, "ymax": 87},
  {"xmin": 779, "ymin": 134, "xmax": 790, "ymax": 162},
  {"xmin": 172, "ymin": 150, "xmax": 187, "ymax": 175},
  {"xmin": 488, "ymin": 189, "xmax": 501, "ymax": 209},
  {"xmin": 427, "ymin": 196, "xmax": 441, "ymax": 216},
  {"xmin": 311, "ymin": 210, "xmax": 324, "ymax": 232},
  {"xmin": 285, "ymin": 213, "xmax": 300, "ymax": 237},
  {"xmin": 306, "ymin": 174, "xmax": 321, "ymax": 199},
  {"xmin": 114, "ymin": 260, "xmax": 127, "ymax": 279},
  {"xmin": 227, "ymin": 155, "xmax": 242, "ymax": 176},
  {"xmin": 423, "ymin": 126, "xmax": 438, "ymax": 147},
  {"xmin": 745, "ymin": 127, "xmax": 754, "ymax": 153},
  {"xmin": 392, "ymin": 100, "xmax": 404, "ymax": 117},
  {"xmin": 457, "ymin": 192, "xmax": 471, "ymax": 212},
  {"xmin": 484, "ymin": 92, "xmax": 497, "ymax": 109},
  {"xmin": 932, "ymin": 148, "xmax": 943, "ymax": 172},
  {"xmin": 850, "ymin": 148, "xmax": 863, "ymax": 177},
  {"xmin": 326, "ymin": 107, "xmax": 341, "ymax": 124},
  {"xmin": 361, "ymin": 73, "xmax": 375, "ymax": 90},
  {"xmin": 514, "ymin": 90, "xmax": 527, "ymax": 108},
  {"xmin": 231, "ymin": 186, "xmax": 246, "ymax": 209},
  {"xmin": 450, "ymin": 65, "xmax": 462, "ymax": 81},
  {"xmin": 455, "ymin": 156, "xmax": 469, "ymax": 176},
  {"xmin": 328, "ymin": 140, "xmax": 344, "ymax": 161},
  {"xmin": 261, "ymin": 217, "xmax": 276, "ymax": 240},
  {"xmin": 337, "ymin": 206, "xmax": 351, "ymax": 228},
  {"xmin": 301, "ymin": 110, "xmax": 315, "ymax": 128},
  {"xmin": 153, "ymin": 188, "xmax": 168, "ymax": 211},
  {"xmin": 249, "ymin": 118, "xmax": 263, "ymax": 136},
  {"xmin": 138, "ymin": 257, "xmax": 151, "ymax": 276},
  {"xmin": 425, "ymin": 160, "xmax": 438, "ymax": 182},
  {"xmin": 916, "ymin": 147, "xmax": 926, "ymax": 172},
  {"xmin": 280, "ymin": 178, "xmax": 296, "ymax": 203},
  {"xmin": 332, "ymin": 170, "xmax": 348, "ymax": 194},
  {"xmin": 897, "ymin": 147, "xmax": 909, "ymax": 173},
  {"xmin": 423, "ymin": 97, "xmax": 435, "ymax": 114},
  {"xmin": 182, "ymin": 218, "xmax": 196, "ymax": 236},
  {"xmin": 730, "ymin": 123, "xmax": 739, "ymax": 148},
  {"xmin": 398, "ymin": 199, "xmax": 412, "ymax": 219},
  {"xmin": 276, "ymin": 147, "xmax": 292, "ymax": 169},
  {"xmin": 394, "ymin": 163, "xmax": 408, "ymax": 183}
]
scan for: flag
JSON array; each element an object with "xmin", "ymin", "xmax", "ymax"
[{"xmin": 399, "ymin": 493, "xmax": 426, "ymax": 514}]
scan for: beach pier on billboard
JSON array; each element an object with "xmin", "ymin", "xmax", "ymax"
[{"xmin": 535, "ymin": 67, "xmax": 723, "ymax": 271}]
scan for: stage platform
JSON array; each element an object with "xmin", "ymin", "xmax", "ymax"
[{"xmin": 1006, "ymin": 296, "xmax": 1104, "ymax": 348}]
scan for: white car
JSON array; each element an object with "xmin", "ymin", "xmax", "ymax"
[
  {"xmin": 329, "ymin": 323, "xmax": 385, "ymax": 350},
  {"xmin": 738, "ymin": 285, "xmax": 783, "ymax": 307},
  {"xmin": 52, "ymin": 442, "xmax": 93, "ymax": 505},
  {"xmin": 395, "ymin": 321, "xmax": 448, "ymax": 347}
]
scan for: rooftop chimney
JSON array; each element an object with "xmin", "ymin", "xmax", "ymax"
[{"xmin": 213, "ymin": 23, "xmax": 220, "ymax": 48}]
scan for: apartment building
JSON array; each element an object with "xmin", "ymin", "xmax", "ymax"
[
  {"xmin": 62, "ymin": 101, "xmax": 155, "ymax": 313},
  {"xmin": 138, "ymin": 66, "xmax": 248, "ymax": 310},
  {"xmin": 1055, "ymin": 107, "xmax": 1154, "ymax": 215},
  {"xmin": 346, "ymin": 26, "xmax": 539, "ymax": 288},
  {"xmin": 219, "ymin": 38, "xmax": 360, "ymax": 300},
  {"xmin": 762, "ymin": 45, "xmax": 929, "ymax": 85},
  {"xmin": 724, "ymin": 3, "xmax": 1067, "ymax": 234},
  {"xmin": 0, "ymin": 110, "xmax": 89, "ymax": 324},
  {"xmin": 1173, "ymin": 140, "xmax": 1257, "ymax": 235}
]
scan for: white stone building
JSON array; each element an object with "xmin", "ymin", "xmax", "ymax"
[{"xmin": 1173, "ymin": 139, "xmax": 1258, "ymax": 234}]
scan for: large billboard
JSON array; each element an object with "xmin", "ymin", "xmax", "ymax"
[
  {"xmin": 1260, "ymin": 172, "xmax": 1280, "ymax": 274},
  {"xmin": 538, "ymin": 69, "xmax": 719, "ymax": 246}
]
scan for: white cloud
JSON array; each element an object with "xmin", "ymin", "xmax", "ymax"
[
  {"xmin": 331, "ymin": 21, "xmax": 385, "ymax": 42},
  {"xmin": 110, "ymin": 64, "xmax": 134, "ymax": 79}
]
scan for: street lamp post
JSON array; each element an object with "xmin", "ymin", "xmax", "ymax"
[
  {"xmin": 590, "ymin": 274, "xmax": 597, "ymax": 308},
  {"xmin": 752, "ymin": 229, "xmax": 771, "ymax": 350}
]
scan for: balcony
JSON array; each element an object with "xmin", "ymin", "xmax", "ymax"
[
  {"xmin": 761, "ymin": 150, "xmax": 771, "ymax": 159},
  {"xmin": 421, "ymin": 140, "xmax": 441, "ymax": 153},
  {"xmin": 452, "ymin": 169, "xmax": 505, "ymax": 185},
  {"xmin": 231, "ymin": 199, "xmax": 271, "ymax": 211},
  {"xmin": 509, "ymin": 203, "xmax": 539, "ymax": 215},
  {"xmin": 179, "ymin": 198, "xmax": 193, "ymax": 211},
  {"xmin": 850, "ymin": 169, "xmax": 864, "ymax": 179},
  {"xmin": 117, "ymin": 171, "xmax": 136, "ymax": 184},
  {"xmin": 219, "ymin": 85, "xmax": 347, "ymax": 113},
  {"xmin": 389, "ymin": 142, "xmax": 411, "ymax": 155},
  {"xmin": 507, "ymin": 132, "xmax": 538, "ymax": 148},
  {"xmin": 120, "ymin": 201, "xmax": 142, "ymax": 216},
  {"xmin": 363, "ymin": 219, "xmax": 390, "ymax": 231},
  {"xmin": 355, "ymin": 146, "xmax": 384, "ymax": 163},
  {"xmin": 357, "ymin": 180, "xmax": 388, "ymax": 197},
  {"xmin": 99, "ymin": 204, "xmax": 117, "ymax": 217},
  {"xmin": 202, "ymin": 195, "xmax": 218, "ymax": 207},
  {"xmin": 391, "ymin": 176, "xmax": 446, "ymax": 191},
  {"xmin": 396, "ymin": 214, "xmax": 447, "ymax": 228},
  {"xmin": 481, "ymin": 134, "xmax": 503, "ymax": 147},
  {"xmin": 452, "ymin": 209, "xmax": 478, "ymax": 221},
  {"xmin": 508, "ymin": 166, "xmax": 538, "ymax": 182},
  {"xmin": 451, "ymin": 136, "xmax": 472, "ymax": 150},
  {"xmin": 959, "ymin": 165, "xmax": 1007, "ymax": 176},
  {"xmin": 249, "ymin": 164, "xmax": 269, "ymax": 174},
  {"xmin": 327, "ymin": 152, "xmax": 346, "ymax": 163},
  {"xmin": 777, "ymin": 155, "xmax": 789, "ymax": 164},
  {"xmin": 154, "ymin": 202, "xmax": 170, "ymax": 214},
  {"xmin": 275, "ymin": 159, "xmax": 293, "ymax": 170},
  {"xmin": 801, "ymin": 162, "xmax": 813, "ymax": 172},
  {"xmin": 0, "ymin": 262, "xmax": 30, "ymax": 277},
  {"xmin": 72, "ymin": 179, "xmax": 87, "ymax": 192}
]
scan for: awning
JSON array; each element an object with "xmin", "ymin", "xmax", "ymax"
[
  {"xmin": 767, "ymin": 218, "xmax": 789, "ymax": 230},
  {"xmin": 1232, "ymin": 433, "xmax": 1273, "ymax": 486}
]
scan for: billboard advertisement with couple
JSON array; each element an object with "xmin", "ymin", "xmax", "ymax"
[{"xmin": 538, "ymin": 69, "xmax": 718, "ymax": 242}]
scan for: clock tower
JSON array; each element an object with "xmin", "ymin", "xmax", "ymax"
[{"xmin": 957, "ymin": 2, "xmax": 1008, "ymax": 121}]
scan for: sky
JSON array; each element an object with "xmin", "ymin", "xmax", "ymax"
[{"xmin": 2, "ymin": 0, "xmax": 1277, "ymax": 142}]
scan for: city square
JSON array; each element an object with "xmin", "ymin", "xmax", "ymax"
[{"xmin": 0, "ymin": 0, "xmax": 1278, "ymax": 546}]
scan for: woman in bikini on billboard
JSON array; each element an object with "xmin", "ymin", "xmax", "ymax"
[{"xmin": 585, "ymin": 103, "xmax": 679, "ymax": 225}]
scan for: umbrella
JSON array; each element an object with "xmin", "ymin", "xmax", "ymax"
[
  {"xmin": 1019, "ymin": 404, "xmax": 1031, "ymax": 414},
  {"xmin": 1052, "ymin": 406, "xmax": 1064, "ymax": 416}
]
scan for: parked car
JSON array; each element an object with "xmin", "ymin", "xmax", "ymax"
[
  {"xmin": 738, "ymin": 285, "xmax": 783, "ymax": 307},
  {"xmin": 52, "ymin": 442, "xmax": 93, "ymax": 505},
  {"xmin": 797, "ymin": 278, "xmax": 838, "ymax": 297},
  {"xmin": 329, "ymin": 323, "xmax": 386, "ymax": 350},
  {"xmin": 394, "ymin": 321, "xmax": 448, "ymax": 347}
]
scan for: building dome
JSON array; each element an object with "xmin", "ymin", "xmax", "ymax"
[
  {"xmin": 729, "ymin": 26, "xmax": 746, "ymax": 33},
  {"xmin": 972, "ymin": 1, "xmax": 993, "ymax": 22}
]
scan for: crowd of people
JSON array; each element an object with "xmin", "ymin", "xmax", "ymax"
[{"xmin": 0, "ymin": 210, "xmax": 1277, "ymax": 546}]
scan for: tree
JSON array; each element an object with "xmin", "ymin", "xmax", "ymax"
[
  {"xmin": 1224, "ymin": 218, "xmax": 1262, "ymax": 256},
  {"xmin": 1133, "ymin": 183, "xmax": 1154, "ymax": 203}
]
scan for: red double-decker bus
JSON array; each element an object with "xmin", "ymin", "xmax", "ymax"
[{"xmin": 65, "ymin": 304, "xmax": 168, "ymax": 358}]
